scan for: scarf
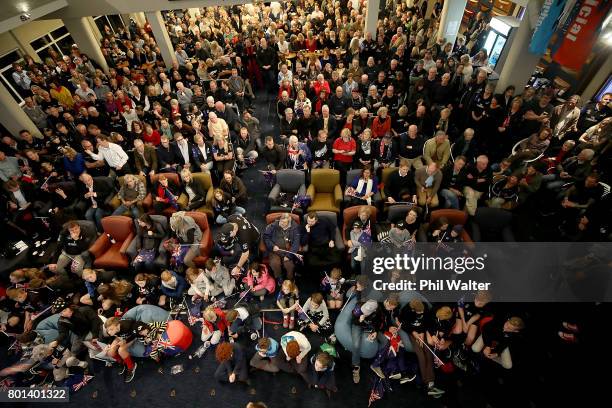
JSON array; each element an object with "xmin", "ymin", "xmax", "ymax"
[{"xmin": 356, "ymin": 178, "xmax": 373, "ymax": 205}]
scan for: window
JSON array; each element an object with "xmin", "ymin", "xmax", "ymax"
[
  {"xmin": 0, "ymin": 49, "xmax": 25, "ymax": 104},
  {"xmin": 30, "ymin": 25, "xmax": 74, "ymax": 61},
  {"xmin": 93, "ymin": 15, "xmax": 126, "ymax": 36}
]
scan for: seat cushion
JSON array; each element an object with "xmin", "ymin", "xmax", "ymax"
[
  {"xmin": 308, "ymin": 193, "xmax": 338, "ymax": 213},
  {"xmin": 93, "ymin": 244, "xmax": 129, "ymax": 269}
]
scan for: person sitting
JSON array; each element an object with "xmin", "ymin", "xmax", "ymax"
[
  {"xmin": 151, "ymin": 173, "xmax": 180, "ymax": 213},
  {"xmin": 263, "ymin": 212, "xmax": 301, "ymax": 281},
  {"xmin": 298, "ymin": 292, "xmax": 333, "ymax": 341},
  {"xmin": 235, "ymin": 127, "xmax": 258, "ymax": 169},
  {"xmin": 488, "ymin": 175, "xmax": 519, "ymax": 210},
  {"xmin": 202, "ymin": 259, "xmax": 236, "ymax": 302},
  {"xmin": 132, "ymin": 214, "xmax": 165, "ymax": 273},
  {"xmin": 250, "ymin": 337, "xmax": 280, "ymax": 374},
  {"xmin": 49, "ymin": 221, "xmax": 94, "ymax": 277},
  {"xmin": 439, "ymin": 156, "xmax": 468, "ymax": 209},
  {"xmin": 159, "ymin": 269, "xmax": 187, "ymax": 308},
  {"xmin": 350, "ymin": 299, "xmax": 383, "ymax": 384},
  {"xmin": 463, "ymin": 155, "xmax": 492, "ymax": 216},
  {"xmin": 219, "ymin": 169, "xmax": 248, "ymax": 208},
  {"xmin": 423, "ymin": 131, "xmax": 451, "ymax": 169},
  {"xmin": 113, "ymin": 174, "xmax": 145, "ymax": 218},
  {"xmin": 212, "ymin": 188, "xmax": 245, "ymax": 225},
  {"xmin": 346, "ymin": 167, "xmax": 378, "ymax": 206},
  {"xmin": 133, "ymin": 273, "xmax": 162, "ymax": 306},
  {"xmin": 275, "ymin": 331, "xmax": 312, "ymax": 384},
  {"xmin": 201, "ymin": 305, "xmax": 228, "ymax": 346},
  {"xmin": 276, "ymin": 280, "xmax": 300, "ymax": 329},
  {"xmin": 385, "ymin": 159, "xmax": 416, "ymax": 204},
  {"xmin": 285, "ymin": 135, "xmax": 312, "ymax": 171},
  {"xmin": 244, "ymin": 262, "xmax": 276, "ymax": 301},
  {"xmin": 471, "ymin": 316, "xmax": 525, "ymax": 370},
  {"xmin": 214, "ymin": 342, "xmax": 249, "ymax": 384},
  {"xmin": 180, "ymin": 169, "xmax": 206, "ymax": 211},
  {"xmin": 415, "ymin": 162, "xmax": 442, "ymax": 208},
  {"xmin": 307, "ymin": 351, "xmax": 338, "ymax": 397}
]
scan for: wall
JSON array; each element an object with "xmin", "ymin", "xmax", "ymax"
[{"xmin": 0, "ymin": 19, "xmax": 64, "ymax": 60}]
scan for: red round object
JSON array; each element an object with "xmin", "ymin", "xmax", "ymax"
[{"xmin": 166, "ymin": 320, "xmax": 193, "ymax": 351}]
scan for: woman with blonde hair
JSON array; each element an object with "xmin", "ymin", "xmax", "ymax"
[{"xmin": 169, "ymin": 211, "xmax": 202, "ymax": 268}]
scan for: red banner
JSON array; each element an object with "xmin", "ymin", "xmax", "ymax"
[{"xmin": 552, "ymin": 0, "xmax": 611, "ymax": 71}]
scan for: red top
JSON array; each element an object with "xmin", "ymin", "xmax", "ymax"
[
  {"xmin": 333, "ymin": 137, "xmax": 357, "ymax": 163},
  {"xmin": 371, "ymin": 116, "xmax": 391, "ymax": 138},
  {"xmin": 143, "ymin": 130, "xmax": 161, "ymax": 146}
]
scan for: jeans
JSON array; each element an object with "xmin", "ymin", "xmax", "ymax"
[
  {"xmin": 350, "ymin": 324, "xmax": 364, "ymax": 366},
  {"xmin": 85, "ymin": 207, "xmax": 107, "ymax": 231},
  {"xmin": 440, "ymin": 188, "xmax": 460, "ymax": 209},
  {"xmin": 113, "ymin": 204, "xmax": 141, "ymax": 219},
  {"xmin": 215, "ymin": 206, "xmax": 246, "ymax": 224}
]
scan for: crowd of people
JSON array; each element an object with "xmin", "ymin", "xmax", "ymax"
[{"xmin": 1, "ymin": 0, "xmax": 610, "ymax": 405}]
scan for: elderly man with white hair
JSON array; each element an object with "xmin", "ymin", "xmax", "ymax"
[
  {"xmin": 463, "ymin": 155, "xmax": 492, "ymax": 216},
  {"xmin": 286, "ymin": 135, "xmax": 311, "ymax": 171},
  {"xmin": 208, "ymin": 112, "xmax": 230, "ymax": 141},
  {"xmin": 176, "ymin": 81, "xmax": 193, "ymax": 111}
]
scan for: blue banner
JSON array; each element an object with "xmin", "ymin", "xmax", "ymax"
[{"xmin": 529, "ymin": 0, "xmax": 568, "ymax": 54}]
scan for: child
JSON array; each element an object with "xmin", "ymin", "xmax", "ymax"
[
  {"xmin": 203, "ymin": 259, "xmax": 235, "ymax": 302},
  {"xmin": 427, "ymin": 217, "xmax": 451, "ymax": 243},
  {"xmin": 96, "ymin": 280, "xmax": 133, "ymax": 318},
  {"xmin": 186, "ymin": 267, "xmax": 207, "ymax": 302},
  {"xmin": 214, "ymin": 342, "xmax": 249, "ymax": 384},
  {"xmin": 320, "ymin": 268, "xmax": 345, "ymax": 310},
  {"xmin": 133, "ymin": 273, "xmax": 161, "ymax": 306},
  {"xmin": 276, "ymin": 280, "xmax": 299, "ymax": 329},
  {"xmin": 454, "ymin": 290, "xmax": 493, "ymax": 370},
  {"xmin": 226, "ymin": 304, "xmax": 262, "ymax": 341},
  {"xmin": 80, "ymin": 268, "xmax": 116, "ymax": 306},
  {"xmin": 244, "ymin": 262, "xmax": 276, "ymax": 301},
  {"xmin": 298, "ymin": 292, "xmax": 332, "ymax": 341},
  {"xmin": 347, "ymin": 220, "xmax": 369, "ymax": 274},
  {"xmin": 250, "ymin": 337, "xmax": 280, "ymax": 373},
  {"xmin": 201, "ymin": 305, "xmax": 228, "ymax": 346},
  {"xmin": 308, "ymin": 351, "xmax": 337, "ymax": 397},
  {"xmin": 159, "ymin": 270, "xmax": 187, "ymax": 308},
  {"xmin": 104, "ymin": 317, "xmax": 167, "ymax": 382}
]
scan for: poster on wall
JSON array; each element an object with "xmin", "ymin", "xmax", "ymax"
[
  {"xmin": 529, "ymin": 0, "xmax": 568, "ymax": 55},
  {"xmin": 552, "ymin": 0, "xmax": 612, "ymax": 71}
]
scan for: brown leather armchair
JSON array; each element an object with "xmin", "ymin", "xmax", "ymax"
[
  {"xmin": 142, "ymin": 172, "xmax": 182, "ymax": 216},
  {"xmin": 184, "ymin": 211, "xmax": 213, "ymax": 266},
  {"xmin": 306, "ymin": 169, "xmax": 342, "ymax": 214},
  {"xmin": 89, "ymin": 216, "xmax": 135, "ymax": 269},
  {"xmin": 109, "ymin": 174, "xmax": 147, "ymax": 211},
  {"xmin": 341, "ymin": 205, "xmax": 378, "ymax": 245},
  {"xmin": 177, "ymin": 172, "xmax": 214, "ymax": 218},
  {"xmin": 417, "ymin": 209, "xmax": 473, "ymax": 243}
]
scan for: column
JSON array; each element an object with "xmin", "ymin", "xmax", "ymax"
[
  {"xmin": 131, "ymin": 12, "xmax": 146, "ymax": 28},
  {"xmin": 62, "ymin": 17, "xmax": 109, "ymax": 73},
  {"xmin": 0, "ymin": 82, "xmax": 41, "ymax": 137},
  {"xmin": 495, "ymin": 6, "xmax": 543, "ymax": 93},
  {"xmin": 86, "ymin": 16, "xmax": 103, "ymax": 43},
  {"xmin": 145, "ymin": 10, "xmax": 176, "ymax": 67},
  {"xmin": 437, "ymin": 0, "xmax": 468, "ymax": 46},
  {"xmin": 365, "ymin": 0, "xmax": 381, "ymax": 38}
]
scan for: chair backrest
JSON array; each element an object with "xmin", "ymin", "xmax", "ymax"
[
  {"xmin": 151, "ymin": 172, "xmax": 181, "ymax": 187},
  {"xmin": 342, "ymin": 205, "xmax": 378, "ymax": 240},
  {"xmin": 429, "ymin": 209, "xmax": 468, "ymax": 226},
  {"xmin": 310, "ymin": 169, "xmax": 340, "ymax": 193},
  {"xmin": 266, "ymin": 212, "xmax": 301, "ymax": 225},
  {"xmin": 192, "ymin": 172, "xmax": 213, "ymax": 190},
  {"xmin": 381, "ymin": 167, "xmax": 398, "ymax": 186},
  {"xmin": 387, "ymin": 204, "xmax": 420, "ymax": 223},
  {"xmin": 346, "ymin": 168, "xmax": 362, "ymax": 186},
  {"xmin": 184, "ymin": 211, "xmax": 210, "ymax": 231},
  {"xmin": 101, "ymin": 215, "xmax": 134, "ymax": 241},
  {"xmin": 276, "ymin": 169, "xmax": 305, "ymax": 193},
  {"xmin": 304, "ymin": 210, "xmax": 338, "ymax": 227}
]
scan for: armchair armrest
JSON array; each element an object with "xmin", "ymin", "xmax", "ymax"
[
  {"xmin": 205, "ymin": 187, "xmax": 214, "ymax": 206},
  {"xmin": 89, "ymin": 234, "xmax": 110, "ymax": 259},
  {"xmin": 142, "ymin": 193, "xmax": 153, "ymax": 210},
  {"xmin": 306, "ymin": 185, "xmax": 316, "ymax": 201},
  {"xmin": 119, "ymin": 232, "xmax": 135, "ymax": 255},
  {"xmin": 199, "ymin": 227, "xmax": 212, "ymax": 256},
  {"xmin": 177, "ymin": 193, "xmax": 188, "ymax": 209},
  {"xmin": 126, "ymin": 236, "xmax": 138, "ymax": 259},
  {"xmin": 334, "ymin": 228, "xmax": 345, "ymax": 251},
  {"xmin": 109, "ymin": 195, "xmax": 121, "ymax": 210},
  {"xmin": 333, "ymin": 184, "xmax": 343, "ymax": 207},
  {"xmin": 297, "ymin": 184, "xmax": 306, "ymax": 197},
  {"xmin": 268, "ymin": 184, "xmax": 281, "ymax": 205}
]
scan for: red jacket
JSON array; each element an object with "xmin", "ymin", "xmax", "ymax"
[
  {"xmin": 371, "ymin": 116, "xmax": 391, "ymax": 138},
  {"xmin": 203, "ymin": 308, "xmax": 228, "ymax": 333}
]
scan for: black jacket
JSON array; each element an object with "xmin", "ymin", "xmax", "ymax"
[{"xmin": 56, "ymin": 306, "xmax": 103, "ymax": 345}]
